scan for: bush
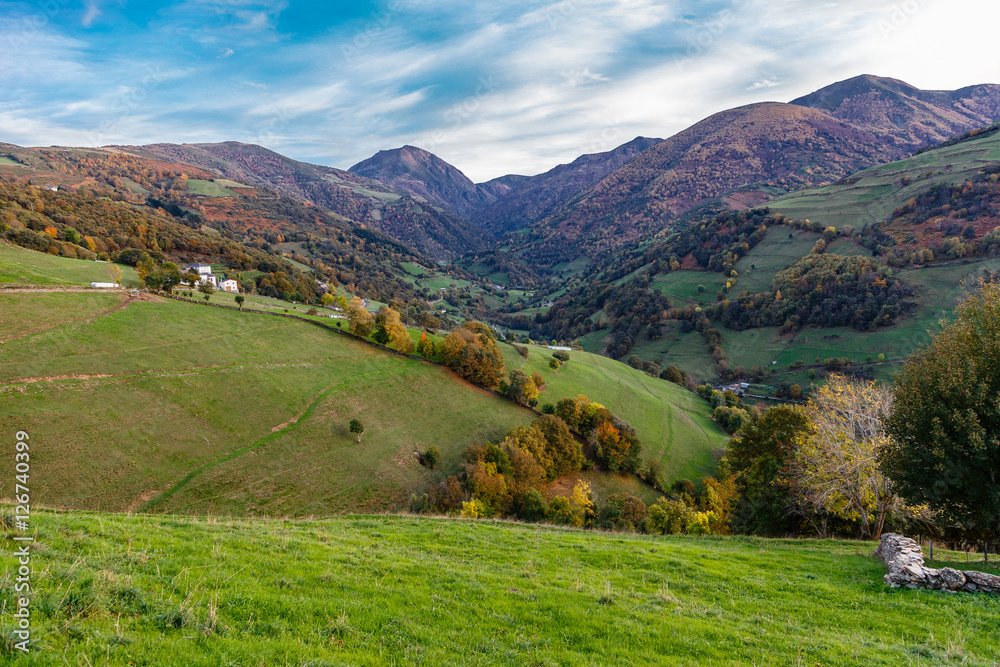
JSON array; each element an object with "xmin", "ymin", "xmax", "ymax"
[
  {"xmin": 552, "ymin": 350, "xmax": 570, "ymax": 362},
  {"xmin": 419, "ymin": 446, "xmax": 440, "ymax": 469},
  {"xmin": 659, "ymin": 365, "xmax": 684, "ymax": 384},
  {"xmin": 713, "ymin": 405, "xmax": 752, "ymax": 433},
  {"xmin": 597, "ymin": 494, "xmax": 648, "ymax": 531},
  {"xmin": 647, "ymin": 498, "xmax": 695, "ymax": 535},
  {"xmin": 516, "ymin": 488, "xmax": 548, "ymax": 522}
]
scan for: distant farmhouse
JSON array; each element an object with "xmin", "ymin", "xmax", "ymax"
[{"xmin": 182, "ymin": 263, "xmax": 239, "ymax": 292}]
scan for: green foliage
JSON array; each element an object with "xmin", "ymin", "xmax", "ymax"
[
  {"xmin": 727, "ymin": 406, "xmax": 812, "ymax": 536},
  {"xmin": 647, "ymin": 497, "xmax": 695, "ymax": 535},
  {"xmin": 884, "ymin": 281, "xmax": 1000, "ymax": 539},
  {"xmin": 714, "ymin": 254, "xmax": 915, "ymax": 332},
  {"xmin": 505, "ymin": 369, "xmax": 539, "ymax": 406},
  {"xmin": 516, "ymin": 488, "xmax": 548, "ymax": 521},
  {"xmin": 596, "ymin": 493, "xmax": 648, "ymax": 531},
  {"xmin": 349, "ymin": 419, "xmax": 365, "ymax": 443},
  {"xmin": 532, "ymin": 414, "xmax": 583, "ymax": 479},
  {"xmin": 713, "ymin": 405, "xmax": 752, "ymax": 434},
  {"xmin": 659, "ymin": 364, "xmax": 684, "ymax": 384},
  {"xmin": 419, "ymin": 447, "xmax": 440, "ymax": 470}
]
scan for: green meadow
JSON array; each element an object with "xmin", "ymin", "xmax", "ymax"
[
  {"xmin": 503, "ymin": 344, "xmax": 727, "ymax": 482},
  {"xmin": 0, "ymin": 242, "xmax": 138, "ymax": 286},
  {"xmin": 0, "ymin": 293, "xmax": 535, "ymax": 516},
  {"xmin": 1, "ymin": 511, "xmax": 998, "ymax": 665},
  {"xmin": 769, "ymin": 126, "xmax": 1000, "ymax": 229}
]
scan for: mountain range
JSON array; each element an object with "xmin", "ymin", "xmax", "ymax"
[{"xmin": 106, "ymin": 75, "xmax": 1000, "ymax": 274}]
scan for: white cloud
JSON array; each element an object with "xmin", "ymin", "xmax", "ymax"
[
  {"xmin": 3, "ymin": 0, "xmax": 999, "ymax": 183},
  {"xmin": 82, "ymin": 0, "xmax": 101, "ymax": 28}
]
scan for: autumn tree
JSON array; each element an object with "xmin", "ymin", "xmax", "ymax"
[
  {"xmin": 884, "ymin": 280, "xmax": 1000, "ymax": 540},
  {"xmin": 417, "ymin": 332, "xmax": 435, "ymax": 358},
  {"xmin": 533, "ymin": 414, "xmax": 583, "ymax": 478},
  {"xmin": 106, "ymin": 263, "xmax": 123, "ymax": 287},
  {"xmin": 378, "ymin": 307, "xmax": 414, "ymax": 354},
  {"xmin": 591, "ymin": 417, "xmax": 641, "ymax": 473},
  {"xmin": 792, "ymin": 375, "xmax": 900, "ymax": 540},
  {"xmin": 505, "ymin": 369, "xmax": 539, "ymax": 406},
  {"xmin": 345, "ymin": 297, "xmax": 374, "ymax": 337},
  {"xmin": 501, "ymin": 425, "xmax": 554, "ymax": 478},
  {"xmin": 439, "ymin": 322, "xmax": 504, "ymax": 389}
]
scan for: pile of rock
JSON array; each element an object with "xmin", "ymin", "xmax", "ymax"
[{"xmin": 874, "ymin": 533, "xmax": 1000, "ymax": 594}]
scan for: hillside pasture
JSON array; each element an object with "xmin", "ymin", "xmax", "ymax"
[
  {"xmin": 502, "ymin": 343, "xmax": 727, "ymax": 481},
  {"xmin": 0, "ymin": 293, "xmax": 534, "ymax": 515},
  {"xmin": 769, "ymin": 129, "xmax": 1000, "ymax": 229},
  {"xmin": 0, "ymin": 243, "xmax": 138, "ymax": 286}
]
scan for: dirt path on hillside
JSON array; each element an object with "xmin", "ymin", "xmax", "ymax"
[{"xmin": 138, "ymin": 379, "xmax": 343, "ymax": 514}]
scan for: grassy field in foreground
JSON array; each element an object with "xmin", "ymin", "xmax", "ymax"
[
  {"xmin": 1, "ymin": 511, "xmax": 999, "ymax": 665},
  {"xmin": 502, "ymin": 344, "xmax": 727, "ymax": 482}
]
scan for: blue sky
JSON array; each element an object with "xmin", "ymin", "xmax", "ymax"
[{"xmin": 0, "ymin": 0, "xmax": 997, "ymax": 181}]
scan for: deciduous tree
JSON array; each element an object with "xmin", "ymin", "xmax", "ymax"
[{"xmin": 884, "ymin": 280, "xmax": 1000, "ymax": 540}]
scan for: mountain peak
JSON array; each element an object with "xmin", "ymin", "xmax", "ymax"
[{"xmin": 349, "ymin": 146, "xmax": 493, "ymax": 217}]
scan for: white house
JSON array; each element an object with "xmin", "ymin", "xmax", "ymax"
[
  {"xmin": 181, "ymin": 263, "xmax": 218, "ymax": 287},
  {"xmin": 219, "ymin": 278, "xmax": 238, "ymax": 292},
  {"xmin": 183, "ymin": 263, "xmax": 213, "ymax": 275}
]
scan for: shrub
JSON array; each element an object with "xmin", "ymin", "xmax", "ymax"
[
  {"xmin": 647, "ymin": 498, "xmax": 695, "ymax": 535},
  {"xmin": 597, "ymin": 494, "xmax": 648, "ymax": 531},
  {"xmin": 552, "ymin": 350, "xmax": 570, "ymax": 362},
  {"xmin": 659, "ymin": 365, "xmax": 684, "ymax": 384},
  {"xmin": 419, "ymin": 446, "xmax": 440, "ymax": 469},
  {"xmin": 516, "ymin": 488, "xmax": 548, "ymax": 522},
  {"xmin": 460, "ymin": 498, "xmax": 486, "ymax": 518}
]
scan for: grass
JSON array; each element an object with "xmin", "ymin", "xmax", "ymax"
[
  {"xmin": 627, "ymin": 323, "xmax": 719, "ymax": 381},
  {"xmin": 649, "ymin": 271, "xmax": 725, "ymax": 307},
  {"xmin": 720, "ymin": 257, "xmax": 1000, "ymax": 378},
  {"xmin": 502, "ymin": 343, "xmax": 727, "ymax": 481},
  {"xmin": 768, "ymin": 128, "xmax": 1000, "ymax": 229},
  {"xmin": 733, "ymin": 229, "xmax": 824, "ymax": 293},
  {"xmin": 2, "ymin": 510, "xmax": 999, "ymax": 665},
  {"xmin": 0, "ymin": 293, "xmax": 535, "ymax": 515},
  {"xmin": 185, "ymin": 179, "xmax": 242, "ymax": 197},
  {"xmin": 0, "ymin": 243, "xmax": 138, "ymax": 286},
  {"xmin": 0, "ymin": 292, "xmax": 127, "ymax": 342}
]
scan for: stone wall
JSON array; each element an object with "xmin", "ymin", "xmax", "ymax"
[{"xmin": 874, "ymin": 533, "xmax": 1000, "ymax": 594}]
